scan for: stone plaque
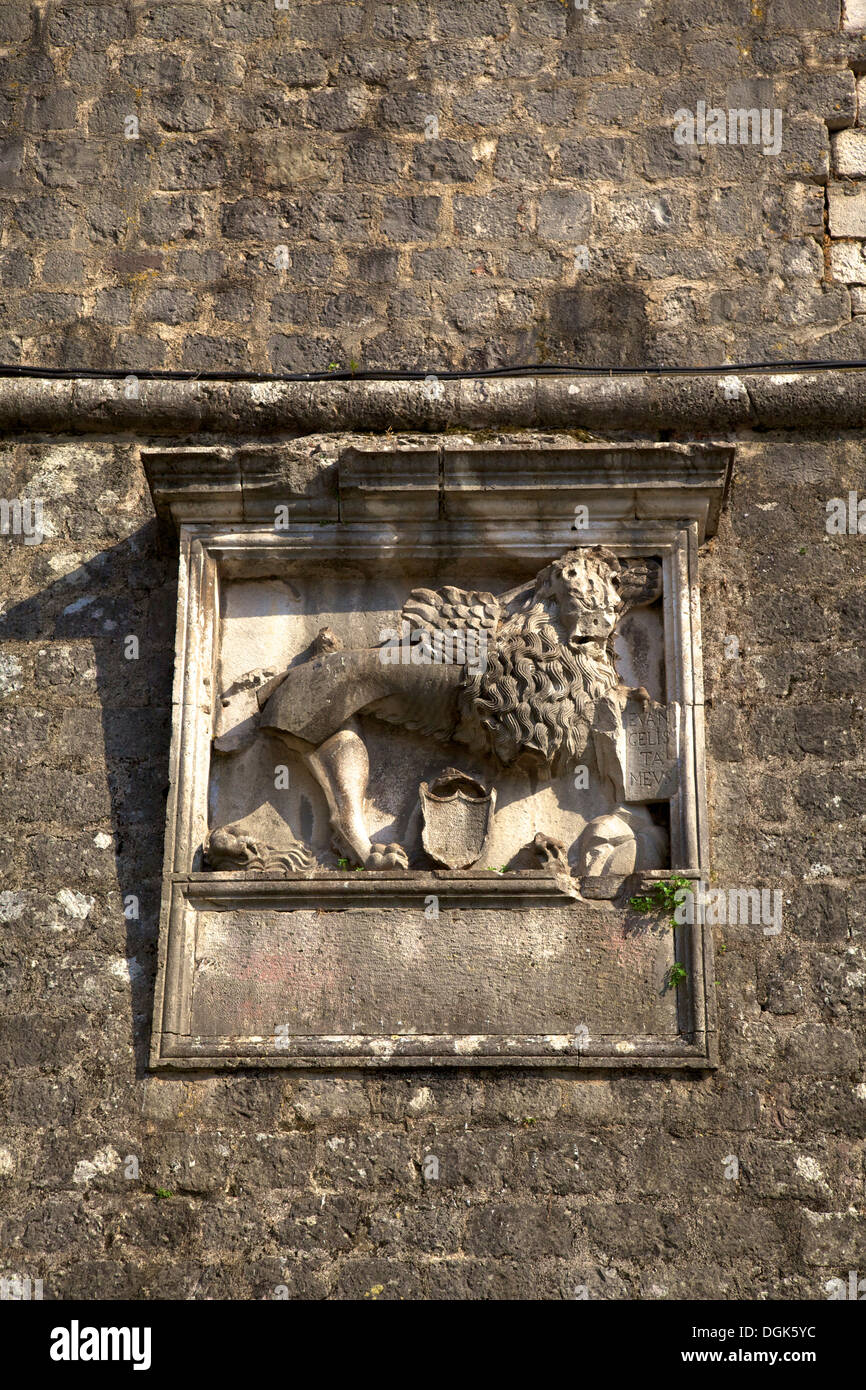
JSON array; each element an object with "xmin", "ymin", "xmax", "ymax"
[
  {"xmin": 625, "ymin": 703, "xmax": 679, "ymax": 802},
  {"xmin": 145, "ymin": 438, "xmax": 731, "ymax": 1068}
]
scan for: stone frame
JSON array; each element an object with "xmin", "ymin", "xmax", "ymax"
[{"xmin": 146, "ymin": 438, "xmax": 732, "ymax": 1070}]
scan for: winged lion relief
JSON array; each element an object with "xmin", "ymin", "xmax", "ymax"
[{"xmin": 204, "ymin": 545, "xmax": 675, "ymax": 884}]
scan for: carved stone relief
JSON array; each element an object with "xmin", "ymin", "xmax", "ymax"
[
  {"xmin": 145, "ymin": 436, "xmax": 731, "ymax": 1069},
  {"xmin": 205, "ymin": 546, "xmax": 670, "ymax": 885}
]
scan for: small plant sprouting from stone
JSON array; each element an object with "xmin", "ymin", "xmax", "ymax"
[
  {"xmin": 521, "ymin": 1116, "xmax": 538, "ymax": 1127},
  {"xmin": 629, "ymin": 875, "xmax": 692, "ymax": 927},
  {"xmin": 155, "ymin": 1188, "xmax": 173, "ymax": 1200},
  {"xmin": 666, "ymin": 962, "xmax": 688, "ymax": 990}
]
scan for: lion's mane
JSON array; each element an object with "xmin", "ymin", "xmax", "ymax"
[{"xmin": 455, "ymin": 603, "xmax": 618, "ymax": 775}]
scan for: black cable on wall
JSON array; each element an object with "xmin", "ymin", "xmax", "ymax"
[{"xmin": 3, "ymin": 359, "xmax": 866, "ymax": 384}]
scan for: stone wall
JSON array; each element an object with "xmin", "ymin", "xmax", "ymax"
[
  {"xmin": 0, "ymin": 418, "xmax": 863, "ymax": 1299},
  {"xmin": 1, "ymin": 0, "xmax": 866, "ymax": 371},
  {"xmin": 0, "ymin": 0, "xmax": 864, "ymax": 1302}
]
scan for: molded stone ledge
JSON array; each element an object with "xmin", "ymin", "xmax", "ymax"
[
  {"xmin": 179, "ymin": 866, "xmax": 701, "ymax": 910},
  {"xmin": 145, "ymin": 436, "xmax": 733, "ymax": 541},
  {"xmin": 4, "ymin": 371, "xmax": 866, "ymax": 436},
  {"xmin": 143, "ymin": 442, "xmax": 339, "ymax": 526}
]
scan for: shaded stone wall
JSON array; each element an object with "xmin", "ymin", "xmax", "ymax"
[
  {"xmin": 0, "ymin": 0, "xmax": 864, "ymax": 1302},
  {"xmin": 0, "ymin": 1, "xmax": 865, "ymax": 371},
  {"xmin": 0, "ymin": 424, "xmax": 863, "ymax": 1299}
]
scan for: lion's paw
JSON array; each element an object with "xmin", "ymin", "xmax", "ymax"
[{"xmin": 367, "ymin": 843, "xmax": 409, "ymax": 870}]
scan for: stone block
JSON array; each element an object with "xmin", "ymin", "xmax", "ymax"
[
  {"xmin": 829, "ymin": 183, "xmax": 866, "ymax": 236},
  {"xmin": 833, "ymin": 128, "xmax": 866, "ymax": 176},
  {"xmin": 537, "ymin": 191, "xmax": 593, "ymax": 241},
  {"xmin": 830, "ymin": 239, "xmax": 866, "ymax": 283},
  {"xmin": 843, "ymin": 0, "xmax": 866, "ymax": 30},
  {"xmin": 771, "ymin": 0, "xmax": 841, "ymax": 26}
]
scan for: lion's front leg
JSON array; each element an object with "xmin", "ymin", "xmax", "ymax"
[{"xmin": 305, "ymin": 720, "xmax": 409, "ymax": 870}]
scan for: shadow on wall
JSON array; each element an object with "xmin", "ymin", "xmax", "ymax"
[
  {"xmin": 0, "ymin": 520, "xmax": 176, "ymax": 1076},
  {"xmin": 540, "ymin": 284, "xmax": 651, "ymax": 367}
]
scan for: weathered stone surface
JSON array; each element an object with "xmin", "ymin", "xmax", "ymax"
[
  {"xmin": 0, "ymin": 1, "xmax": 857, "ymax": 368},
  {"xmin": 0, "ymin": 0, "xmax": 864, "ymax": 1304},
  {"xmin": 843, "ymin": 0, "xmax": 866, "ymax": 30},
  {"xmin": 832, "ymin": 127, "xmax": 866, "ymax": 175},
  {"xmin": 828, "ymin": 183, "xmax": 866, "ymax": 236},
  {"xmin": 187, "ymin": 899, "xmax": 677, "ymax": 1040},
  {"xmin": 830, "ymin": 239, "xmax": 866, "ymax": 283}
]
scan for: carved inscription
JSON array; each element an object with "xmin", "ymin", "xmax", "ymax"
[{"xmin": 625, "ymin": 703, "xmax": 678, "ymax": 802}]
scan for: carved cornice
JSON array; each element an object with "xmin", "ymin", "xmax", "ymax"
[{"xmin": 144, "ymin": 437, "xmax": 733, "ymax": 541}]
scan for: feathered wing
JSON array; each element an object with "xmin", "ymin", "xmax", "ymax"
[
  {"xmin": 365, "ymin": 586, "xmax": 504, "ymax": 741},
  {"xmin": 399, "ymin": 585, "xmax": 504, "ymax": 641}
]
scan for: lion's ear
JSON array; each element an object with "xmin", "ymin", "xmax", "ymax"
[{"xmin": 617, "ymin": 557, "xmax": 663, "ymax": 609}]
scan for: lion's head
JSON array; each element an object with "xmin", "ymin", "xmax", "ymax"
[{"xmin": 533, "ymin": 546, "xmax": 623, "ymax": 641}]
